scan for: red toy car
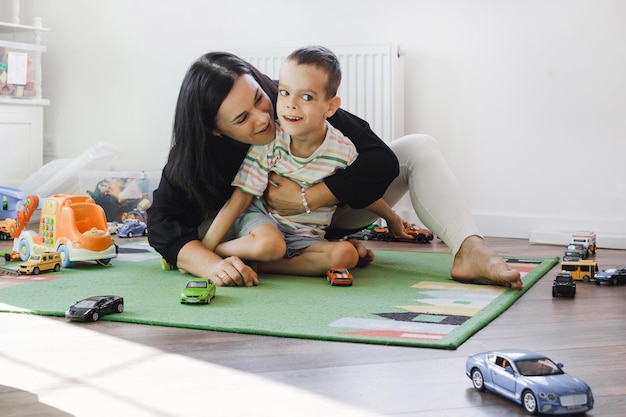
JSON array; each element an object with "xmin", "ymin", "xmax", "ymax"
[
  {"xmin": 326, "ymin": 268, "xmax": 353, "ymax": 286},
  {"xmin": 370, "ymin": 226, "xmax": 434, "ymax": 243}
]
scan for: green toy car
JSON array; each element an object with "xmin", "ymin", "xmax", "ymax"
[{"xmin": 180, "ymin": 278, "xmax": 216, "ymax": 304}]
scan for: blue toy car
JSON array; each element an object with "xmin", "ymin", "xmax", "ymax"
[
  {"xmin": 594, "ymin": 266, "xmax": 626, "ymax": 286},
  {"xmin": 117, "ymin": 219, "xmax": 148, "ymax": 238},
  {"xmin": 466, "ymin": 349, "xmax": 593, "ymax": 415}
]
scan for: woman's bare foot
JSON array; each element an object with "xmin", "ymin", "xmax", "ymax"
[
  {"xmin": 451, "ymin": 236, "xmax": 523, "ymax": 289},
  {"xmin": 345, "ymin": 239, "xmax": 375, "ymax": 267}
]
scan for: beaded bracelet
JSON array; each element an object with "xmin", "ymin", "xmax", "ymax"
[{"xmin": 300, "ymin": 187, "xmax": 311, "ymax": 214}]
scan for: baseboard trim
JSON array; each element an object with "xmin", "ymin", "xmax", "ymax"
[{"xmin": 473, "ymin": 214, "xmax": 626, "ymax": 250}]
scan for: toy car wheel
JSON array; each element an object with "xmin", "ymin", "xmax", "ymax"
[
  {"xmin": 552, "ymin": 289, "xmax": 556, "ymax": 297},
  {"xmin": 612, "ymin": 277, "xmax": 618, "ymax": 285},
  {"xmin": 470, "ymin": 368, "xmax": 485, "ymax": 391},
  {"xmin": 18, "ymin": 239, "xmax": 30, "ymax": 262},
  {"xmin": 91, "ymin": 312, "xmax": 100, "ymax": 322},
  {"xmin": 117, "ymin": 303, "xmax": 124, "ymax": 313},
  {"xmin": 4, "ymin": 254, "xmax": 9, "ymax": 262},
  {"xmin": 57, "ymin": 245, "xmax": 74, "ymax": 268},
  {"xmin": 522, "ymin": 390, "xmax": 538, "ymax": 415},
  {"xmin": 33, "ymin": 267, "xmax": 40, "ymax": 275},
  {"xmin": 583, "ymin": 275, "xmax": 590, "ymax": 282},
  {"xmin": 127, "ymin": 232, "xmax": 134, "ymax": 238},
  {"xmin": 54, "ymin": 264, "xmax": 60, "ymax": 272}
]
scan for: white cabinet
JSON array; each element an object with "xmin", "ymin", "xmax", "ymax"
[
  {"xmin": 0, "ymin": 100, "xmax": 45, "ymax": 187},
  {"xmin": 0, "ymin": 15, "xmax": 49, "ymax": 187}
]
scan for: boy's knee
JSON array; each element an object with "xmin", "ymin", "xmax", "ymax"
[
  {"xmin": 250, "ymin": 229, "xmax": 286, "ymax": 261},
  {"xmin": 263, "ymin": 235, "xmax": 287, "ymax": 260},
  {"xmin": 330, "ymin": 242, "xmax": 359, "ymax": 269}
]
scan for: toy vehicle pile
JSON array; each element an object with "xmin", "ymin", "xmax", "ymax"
[{"xmin": 343, "ymin": 225, "xmax": 434, "ymax": 243}]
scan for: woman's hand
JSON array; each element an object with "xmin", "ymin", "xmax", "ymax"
[
  {"xmin": 386, "ymin": 213, "xmax": 413, "ymax": 240},
  {"xmin": 264, "ymin": 173, "xmax": 303, "ymax": 216},
  {"xmin": 265, "ymin": 172, "xmax": 339, "ymax": 216},
  {"xmin": 209, "ymin": 256, "xmax": 259, "ymax": 287},
  {"xmin": 178, "ymin": 240, "xmax": 258, "ymax": 287}
]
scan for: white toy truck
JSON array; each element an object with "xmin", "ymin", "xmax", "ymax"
[{"xmin": 570, "ymin": 232, "xmax": 597, "ymax": 256}]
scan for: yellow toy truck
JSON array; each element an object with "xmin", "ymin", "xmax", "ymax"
[
  {"xmin": 18, "ymin": 251, "xmax": 62, "ymax": 275},
  {"xmin": 13, "ymin": 194, "xmax": 117, "ymax": 268}
]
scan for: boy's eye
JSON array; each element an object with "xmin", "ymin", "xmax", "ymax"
[
  {"xmin": 279, "ymin": 89, "xmax": 289, "ymax": 96},
  {"xmin": 302, "ymin": 94, "xmax": 313, "ymax": 101}
]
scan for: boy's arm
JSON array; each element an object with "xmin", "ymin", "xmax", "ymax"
[
  {"xmin": 202, "ymin": 188, "xmax": 253, "ymax": 251},
  {"xmin": 365, "ymin": 199, "xmax": 413, "ymax": 240}
]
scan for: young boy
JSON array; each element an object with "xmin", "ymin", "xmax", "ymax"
[{"xmin": 203, "ymin": 45, "xmax": 411, "ymax": 277}]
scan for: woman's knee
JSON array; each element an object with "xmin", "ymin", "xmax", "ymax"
[{"xmin": 391, "ymin": 133, "xmax": 440, "ymax": 160}]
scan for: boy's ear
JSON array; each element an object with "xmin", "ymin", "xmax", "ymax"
[{"xmin": 325, "ymin": 96, "xmax": 341, "ymax": 118}]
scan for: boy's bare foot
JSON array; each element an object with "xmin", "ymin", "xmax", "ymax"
[
  {"xmin": 451, "ymin": 236, "xmax": 523, "ymax": 289},
  {"xmin": 345, "ymin": 239, "xmax": 375, "ymax": 267}
]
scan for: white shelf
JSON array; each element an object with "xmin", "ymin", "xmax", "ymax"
[
  {"xmin": 0, "ymin": 97, "xmax": 49, "ymax": 106},
  {"xmin": 0, "ymin": 8, "xmax": 48, "ymax": 187},
  {"xmin": 0, "ymin": 22, "xmax": 50, "ymax": 33}
]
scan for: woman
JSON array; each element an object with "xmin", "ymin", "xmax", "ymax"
[{"xmin": 147, "ymin": 51, "xmax": 522, "ymax": 289}]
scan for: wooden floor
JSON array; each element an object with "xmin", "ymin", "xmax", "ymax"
[{"xmin": 1, "ymin": 236, "xmax": 625, "ymax": 417}]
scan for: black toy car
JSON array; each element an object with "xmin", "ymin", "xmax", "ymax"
[
  {"xmin": 563, "ymin": 243, "xmax": 587, "ymax": 261},
  {"xmin": 65, "ymin": 295, "xmax": 124, "ymax": 322},
  {"xmin": 552, "ymin": 272, "xmax": 576, "ymax": 297}
]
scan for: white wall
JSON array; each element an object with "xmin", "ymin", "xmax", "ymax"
[{"xmin": 18, "ymin": 0, "xmax": 626, "ymax": 240}]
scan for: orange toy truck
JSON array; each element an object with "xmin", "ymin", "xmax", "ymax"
[{"xmin": 13, "ymin": 194, "xmax": 117, "ymax": 268}]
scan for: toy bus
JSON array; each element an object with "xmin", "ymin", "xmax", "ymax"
[{"xmin": 559, "ymin": 260, "xmax": 599, "ymax": 282}]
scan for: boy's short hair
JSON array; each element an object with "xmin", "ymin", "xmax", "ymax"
[{"xmin": 286, "ymin": 45, "xmax": 341, "ymax": 99}]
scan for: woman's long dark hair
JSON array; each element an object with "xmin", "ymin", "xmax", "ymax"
[{"xmin": 165, "ymin": 52, "xmax": 276, "ymax": 214}]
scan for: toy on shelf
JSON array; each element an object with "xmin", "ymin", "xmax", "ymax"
[
  {"xmin": 466, "ymin": 349, "xmax": 594, "ymax": 415},
  {"xmin": 17, "ymin": 251, "xmax": 61, "ymax": 275},
  {"xmin": 12, "ymin": 194, "xmax": 117, "ymax": 268},
  {"xmin": 326, "ymin": 268, "xmax": 353, "ymax": 286},
  {"xmin": 552, "ymin": 271, "xmax": 576, "ymax": 297},
  {"xmin": 65, "ymin": 295, "xmax": 124, "ymax": 322},
  {"xmin": 180, "ymin": 278, "xmax": 216, "ymax": 304}
]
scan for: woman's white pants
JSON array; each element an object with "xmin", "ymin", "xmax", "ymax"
[{"xmin": 330, "ymin": 134, "xmax": 480, "ymax": 254}]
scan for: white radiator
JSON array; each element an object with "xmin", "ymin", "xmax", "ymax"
[{"xmin": 233, "ymin": 44, "xmax": 405, "ymax": 142}]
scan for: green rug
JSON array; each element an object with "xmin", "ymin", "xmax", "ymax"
[{"xmin": 0, "ymin": 242, "xmax": 557, "ymax": 349}]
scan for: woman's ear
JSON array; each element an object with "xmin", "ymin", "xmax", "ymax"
[
  {"xmin": 325, "ymin": 96, "xmax": 341, "ymax": 118},
  {"xmin": 210, "ymin": 129, "xmax": 222, "ymax": 137}
]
